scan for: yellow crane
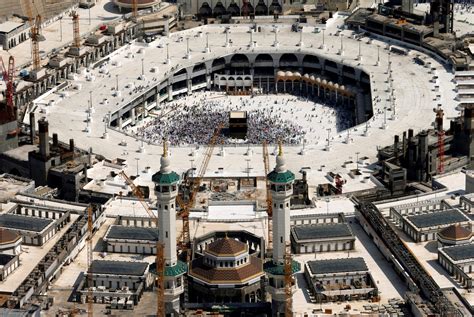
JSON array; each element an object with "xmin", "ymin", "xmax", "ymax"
[
  {"xmin": 24, "ymin": 0, "xmax": 43, "ymax": 71},
  {"xmin": 284, "ymin": 242, "xmax": 293, "ymax": 317},
  {"xmin": 118, "ymin": 171, "xmax": 165, "ymax": 315},
  {"xmin": 87, "ymin": 206, "xmax": 93, "ymax": 317},
  {"xmin": 262, "ymin": 141, "xmax": 272, "ymax": 250},
  {"xmin": 176, "ymin": 123, "xmax": 224, "ymax": 255},
  {"xmin": 70, "ymin": 10, "xmax": 80, "ymax": 49}
]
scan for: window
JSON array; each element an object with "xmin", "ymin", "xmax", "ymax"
[
  {"xmin": 166, "ymin": 231, "xmax": 168, "ymax": 238},
  {"xmin": 280, "ymin": 204, "xmax": 283, "ymax": 209},
  {"xmin": 280, "ymin": 237, "xmax": 283, "ymax": 243},
  {"xmin": 165, "ymin": 205, "xmax": 168, "ymax": 210}
]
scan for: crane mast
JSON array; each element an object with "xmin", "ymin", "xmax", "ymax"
[
  {"xmin": 262, "ymin": 141, "xmax": 272, "ymax": 250},
  {"xmin": 118, "ymin": 171, "xmax": 165, "ymax": 314}
]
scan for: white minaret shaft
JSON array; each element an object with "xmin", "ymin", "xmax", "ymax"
[
  {"xmin": 271, "ymin": 144, "xmax": 293, "ymax": 265},
  {"xmin": 157, "ymin": 142, "xmax": 178, "ymax": 266}
]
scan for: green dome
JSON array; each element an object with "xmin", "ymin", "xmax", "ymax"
[
  {"xmin": 263, "ymin": 260, "xmax": 300, "ymax": 276},
  {"xmin": 267, "ymin": 170, "xmax": 295, "ymax": 184},
  {"xmin": 152, "ymin": 171, "xmax": 180, "ymax": 184},
  {"xmin": 149, "ymin": 260, "xmax": 188, "ymax": 277}
]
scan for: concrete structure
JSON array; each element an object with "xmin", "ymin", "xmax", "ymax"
[
  {"xmin": 439, "ymin": 243, "xmax": 474, "ymax": 289},
  {"xmin": 291, "ymin": 222, "xmax": 355, "ymax": 254},
  {"xmin": 103, "ymin": 225, "xmax": 159, "ymax": 254},
  {"xmin": 114, "ymin": 0, "xmax": 161, "ymax": 13},
  {"xmin": 0, "ymin": 20, "xmax": 28, "ymax": 50},
  {"xmin": 396, "ymin": 208, "xmax": 471, "ymax": 243},
  {"xmin": 77, "ymin": 260, "xmax": 152, "ymax": 307},
  {"xmin": 304, "ymin": 258, "xmax": 378, "ymax": 303}
]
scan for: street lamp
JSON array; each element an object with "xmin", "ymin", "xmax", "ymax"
[{"xmin": 135, "ymin": 158, "xmax": 140, "ymax": 177}]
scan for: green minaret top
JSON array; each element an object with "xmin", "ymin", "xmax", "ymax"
[{"xmin": 151, "ymin": 141, "xmax": 180, "ymax": 184}]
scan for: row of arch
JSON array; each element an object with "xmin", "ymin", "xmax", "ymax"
[
  {"xmin": 275, "ymin": 71, "xmax": 354, "ymax": 96},
  {"xmin": 198, "ymin": 0, "xmax": 282, "ymax": 17},
  {"xmin": 174, "ymin": 53, "xmax": 358, "ymax": 78}
]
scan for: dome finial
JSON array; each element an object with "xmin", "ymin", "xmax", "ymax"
[
  {"xmin": 163, "ymin": 138, "xmax": 168, "ymax": 157},
  {"xmin": 160, "ymin": 138, "xmax": 171, "ymax": 174}
]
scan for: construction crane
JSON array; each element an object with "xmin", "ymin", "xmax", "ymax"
[
  {"xmin": 262, "ymin": 141, "xmax": 272, "ymax": 250},
  {"xmin": 0, "ymin": 56, "xmax": 16, "ymax": 124},
  {"xmin": 434, "ymin": 107, "xmax": 445, "ymax": 174},
  {"xmin": 86, "ymin": 205, "xmax": 93, "ymax": 317},
  {"xmin": 119, "ymin": 171, "xmax": 155, "ymax": 218},
  {"xmin": 70, "ymin": 11, "xmax": 80, "ymax": 49},
  {"xmin": 132, "ymin": 0, "xmax": 138, "ymax": 19},
  {"xmin": 31, "ymin": 15, "xmax": 43, "ymax": 71},
  {"xmin": 284, "ymin": 242, "xmax": 293, "ymax": 317},
  {"xmin": 176, "ymin": 123, "xmax": 224, "ymax": 253},
  {"xmin": 118, "ymin": 171, "xmax": 165, "ymax": 315}
]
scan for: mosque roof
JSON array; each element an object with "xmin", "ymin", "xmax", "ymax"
[
  {"xmin": 206, "ymin": 236, "xmax": 247, "ymax": 257},
  {"xmin": 189, "ymin": 256, "xmax": 264, "ymax": 284},
  {"xmin": 0, "ymin": 228, "xmax": 21, "ymax": 245},
  {"xmin": 438, "ymin": 225, "xmax": 472, "ymax": 241}
]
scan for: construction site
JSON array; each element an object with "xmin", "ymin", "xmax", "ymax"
[{"xmin": 0, "ymin": 0, "xmax": 473, "ymax": 316}]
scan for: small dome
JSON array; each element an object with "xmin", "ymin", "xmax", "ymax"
[
  {"xmin": 315, "ymin": 77, "xmax": 321, "ymax": 82},
  {"xmin": 322, "ymin": 79, "xmax": 327, "ymax": 84},
  {"xmin": 340, "ymin": 85, "xmax": 346, "ymax": 90},
  {"xmin": 303, "ymin": 73, "xmax": 310, "ymax": 79},
  {"xmin": 328, "ymin": 81, "xmax": 334, "ymax": 86},
  {"xmin": 310, "ymin": 75, "xmax": 316, "ymax": 81},
  {"xmin": 334, "ymin": 83, "xmax": 339, "ymax": 89},
  {"xmin": 207, "ymin": 237, "xmax": 246, "ymax": 256},
  {"xmin": 285, "ymin": 71, "xmax": 293, "ymax": 77},
  {"xmin": 439, "ymin": 225, "xmax": 472, "ymax": 241},
  {"xmin": 0, "ymin": 229, "xmax": 20, "ymax": 245},
  {"xmin": 294, "ymin": 72, "xmax": 301, "ymax": 77},
  {"xmin": 277, "ymin": 70, "xmax": 285, "ymax": 77}
]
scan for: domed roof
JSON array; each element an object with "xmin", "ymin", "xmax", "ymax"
[
  {"xmin": 303, "ymin": 73, "xmax": 310, "ymax": 79},
  {"xmin": 207, "ymin": 236, "xmax": 247, "ymax": 256},
  {"xmin": 0, "ymin": 228, "xmax": 20, "ymax": 245},
  {"xmin": 328, "ymin": 81, "xmax": 334, "ymax": 86},
  {"xmin": 285, "ymin": 71, "xmax": 293, "ymax": 77},
  {"xmin": 340, "ymin": 85, "xmax": 346, "ymax": 90},
  {"xmin": 334, "ymin": 83, "xmax": 339, "ymax": 89},
  {"xmin": 293, "ymin": 72, "xmax": 301, "ymax": 77},
  {"xmin": 276, "ymin": 70, "xmax": 285, "ymax": 77},
  {"xmin": 438, "ymin": 225, "xmax": 472, "ymax": 241},
  {"xmin": 310, "ymin": 75, "xmax": 316, "ymax": 81},
  {"xmin": 116, "ymin": 0, "xmax": 160, "ymax": 6},
  {"xmin": 315, "ymin": 77, "xmax": 321, "ymax": 82}
]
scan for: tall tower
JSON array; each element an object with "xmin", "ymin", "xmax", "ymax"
[
  {"xmin": 154, "ymin": 143, "xmax": 179, "ymax": 266},
  {"xmin": 269, "ymin": 144, "xmax": 295, "ymax": 264},
  {"xmin": 151, "ymin": 143, "xmax": 186, "ymax": 314},
  {"xmin": 264, "ymin": 144, "xmax": 300, "ymax": 316}
]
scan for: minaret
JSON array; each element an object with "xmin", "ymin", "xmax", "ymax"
[
  {"xmin": 153, "ymin": 142, "xmax": 179, "ymax": 266},
  {"xmin": 268, "ymin": 143, "xmax": 295, "ymax": 264}
]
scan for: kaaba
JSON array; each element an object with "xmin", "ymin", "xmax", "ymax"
[{"xmin": 228, "ymin": 111, "xmax": 248, "ymax": 139}]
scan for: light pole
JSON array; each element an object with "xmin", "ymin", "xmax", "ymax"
[
  {"xmin": 141, "ymin": 58, "xmax": 145, "ymax": 76},
  {"xmin": 326, "ymin": 128, "xmax": 331, "ymax": 150},
  {"xmin": 135, "ymin": 158, "xmax": 140, "ymax": 177},
  {"xmin": 325, "ymin": 197, "xmax": 330, "ymax": 214},
  {"xmin": 355, "ymin": 151, "xmax": 360, "ymax": 172},
  {"xmin": 59, "ymin": 17, "xmax": 63, "ymax": 42},
  {"xmin": 116, "ymin": 74, "xmax": 119, "ymax": 91}
]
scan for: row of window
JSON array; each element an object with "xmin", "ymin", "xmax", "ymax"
[{"xmin": 205, "ymin": 256, "xmax": 248, "ymax": 268}]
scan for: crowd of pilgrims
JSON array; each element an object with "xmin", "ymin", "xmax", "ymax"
[{"xmin": 130, "ymin": 92, "xmax": 354, "ymax": 146}]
